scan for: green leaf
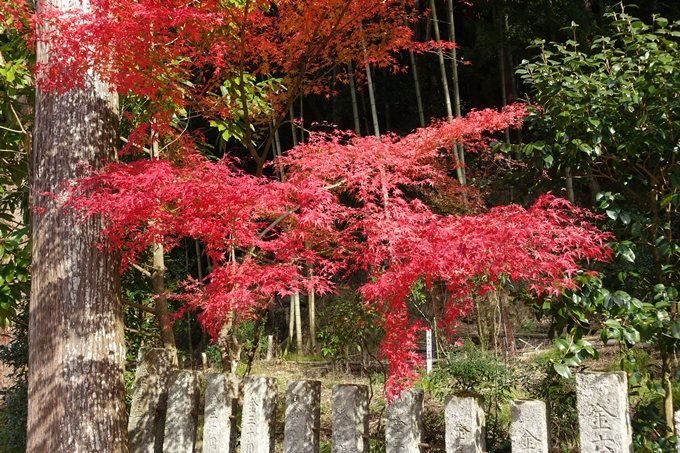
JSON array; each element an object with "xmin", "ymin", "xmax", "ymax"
[
  {"xmin": 555, "ymin": 338, "xmax": 569, "ymax": 352},
  {"xmin": 604, "ymin": 319, "xmax": 622, "ymax": 329},
  {"xmin": 564, "ymin": 355, "xmax": 582, "ymax": 367},
  {"xmin": 660, "ymin": 193, "xmax": 676, "ymax": 208},
  {"xmin": 622, "ymin": 329, "xmax": 640, "ymax": 345},
  {"xmin": 671, "ymin": 322, "xmax": 680, "ymax": 339},
  {"xmin": 618, "ymin": 244, "xmax": 635, "ymax": 263},
  {"xmin": 553, "ymin": 363, "xmax": 571, "ymax": 379}
]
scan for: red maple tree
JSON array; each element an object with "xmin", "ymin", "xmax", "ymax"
[
  {"xmin": 27, "ymin": 0, "xmax": 420, "ymax": 174},
  {"xmin": 67, "ymin": 104, "xmax": 612, "ymax": 397},
  {"xmin": 4, "ymin": 0, "xmax": 613, "ymax": 396}
]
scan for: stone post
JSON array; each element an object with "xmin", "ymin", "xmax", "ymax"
[
  {"xmin": 332, "ymin": 384, "xmax": 369, "ymax": 453},
  {"xmin": 675, "ymin": 410, "xmax": 680, "ymax": 453},
  {"xmin": 128, "ymin": 348, "xmax": 175, "ymax": 453},
  {"xmin": 445, "ymin": 394, "xmax": 486, "ymax": 453},
  {"xmin": 203, "ymin": 373, "xmax": 239, "ymax": 453},
  {"xmin": 576, "ymin": 371, "xmax": 632, "ymax": 453},
  {"xmin": 385, "ymin": 389, "xmax": 423, "ymax": 453},
  {"xmin": 284, "ymin": 380, "xmax": 321, "ymax": 453},
  {"xmin": 162, "ymin": 370, "xmax": 201, "ymax": 453},
  {"xmin": 267, "ymin": 335, "xmax": 274, "ymax": 361},
  {"xmin": 511, "ymin": 399, "xmax": 550, "ymax": 453},
  {"xmin": 241, "ymin": 376, "xmax": 278, "ymax": 453}
]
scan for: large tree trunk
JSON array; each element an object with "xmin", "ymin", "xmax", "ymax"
[{"xmin": 27, "ymin": 1, "xmax": 128, "ymax": 451}]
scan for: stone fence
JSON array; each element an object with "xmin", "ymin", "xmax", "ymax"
[{"xmin": 127, "ymin": 349, "xmax": 671, "ymax": 453}]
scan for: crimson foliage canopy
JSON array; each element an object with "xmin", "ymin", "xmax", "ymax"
[
  {"xmin": 3, "ymin": 0, "xmax": 614, "ymax": 395},
  {"xmin": 68, "ymin": 105, "xmax": 612, "ymax": 394}
]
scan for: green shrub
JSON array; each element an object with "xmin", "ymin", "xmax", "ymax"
[{"xmin": 0, "ymin": 301, "xmax": 28, "ymax": 453}]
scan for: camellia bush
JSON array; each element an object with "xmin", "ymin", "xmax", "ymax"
[{"xmin": 518, "ymin": 10, "xmax": 680, "ymax": 440}]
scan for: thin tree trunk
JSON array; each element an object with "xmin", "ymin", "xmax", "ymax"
[
  {"xmin": 195, "ymin": 240, "xmax": 204, "ymax": 281},
  {"xmin": 475, "ymin": 298, "xmax": 486, "ymax": 349},
  {"xmin": 446, "ymin": 0, "xmax": 466, "ymax": 185},
  {"xmin": 408, "ymin": 49, "xmax": 426, "ymax": 128},
  {"xmin": 431, "ymin": 0, "xmax": 466, "ymax": 185},
  {"xmin": 348, "ymin": 62, "xmax": 362, "ymax": 136},
  {"xmin": 299, "ymin": 95, "xmax": 305, "ymax": 143},
  {"xmin": 365, "ymin": 64, "xmax": 380, "ymax": 138},
  {"xmin": 150, "ymin": 138, "xmax": 176, "ymax": 351},
  {"xmin": 498, "ymin": 9, "xmax": 511, "ymax": 144},
  {"xmin": 359, "ymin": 23, "xmax": 380, "ymax": 138},
  {"xmin": 152, "ymin": 243, "xmax": 176, "ymax": 350},
  {"xmin": 290, "ymin": 104, "xmax": 298, "ymax": 147},
  {"xmin": 429, "ymin": 0, "xmax": 453, "ymax": 120},
  {"xmin": 566, "ymin": 167, "xmax": 575, "ymax": 204},
  {"xmin": 308, "ymin": 276, "xmax": 316, "ymax": 353},
  {"xmin": 294, "ymin": 291, "xmax": 303, "ymax": 352},
  {"xmin": 661, "ymin": 349, "xmax": 674, "ymax": 435},
  {"xmin": 499, "ymin": 290, "xmax": 516, "ymax": 358},
  {"xmin": 285, "ymin": 294, "xmax": 295, "ymax": 356},
  {"xmin": 28, "ymin": 1, "xmax": 128, "ymax": 450}
]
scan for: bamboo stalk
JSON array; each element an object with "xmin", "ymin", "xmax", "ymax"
[
  {"xmin": 446, "ymin": 0, "xmax": 466, "ymax": 184},
  {"xmin": 409, "ymin": 50, "xmax": 426, "ymax": 128},
  {"xmin": 290, "ymin": 103, "xmax": 298, "ymax": 147},
  {"xmin": 429, "ymin": 0, "xmax": 453, "ymax": 120},
  {"xmin": 348, "ymin": 62, "xmax": 362, "ymax": 136}
]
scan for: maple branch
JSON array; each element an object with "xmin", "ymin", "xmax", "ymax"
[
  {"xmin": 0, "ymin": 125, "xmax": 23, "ymax": 134},
  {"xmin": 158, "ymin": 109, "xmax": 191, "ymax": 154},
  {"xmin": 9, "ymin": 101, "xmax": 28, "ymax": 136},
  {"xmin": 324, "ymin": 179, "xmax": 346, "ymax": 190},
  {"xmin": 122, "ymin": 299, "xmax": 157, "ymax": 315},
  {"xmin": 124, "ymin": 327, "xmax": 160, "ymax": 339},
  {"xmin": 132, "ymin": 263, "xmax": 152, "ymax": 278},
  {"xmin": 258, "ymin": 204, "xmax": 301, "ymax": 239},
  {"xmin": 119, "ymin": 136, "xmax": 152, "ymax": 156}
]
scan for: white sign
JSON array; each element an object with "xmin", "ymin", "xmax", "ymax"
[{"xmin": 426, "ymin": 328, "xmax": 432, "ymax": 374}]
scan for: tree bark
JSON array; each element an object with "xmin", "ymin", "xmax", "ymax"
[{"xmin": 28, "ymin": 2, "xmax": 128, "ymax": 451}]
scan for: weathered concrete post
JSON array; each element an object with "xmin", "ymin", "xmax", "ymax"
[
  {"xmin": 332, "ymin": 384, "xmax": 369, "ymax": 453},
  {"xmin": 445, "ymin": 394, "xmax": 486, "ymax": 453},
  {"xmin": 284, "ymin": 380, "xmax": 321, "ymax": 453},
  {"xmin": 128, "ymin": 348, "xmax": 175, "ymax": 453},
  {"xmin": 576, "ymin": 371, "xmax": 632, "ymax": 453},
  {"xmin": 510, "ymin": 399, "xmax": 550, "ymax": 453},
  {"xmin": 203, "ymin": 373, "xmax": 239, "ymax": 453},
  {"xmin": 385, "ymin": 389, "xmax": 423, "ymax": 453},
  {"xmin": 162, "ymin": 370, "xmax": 202, "ymax": 453},
  {"xmin": 241, "ymin": 376, "xmax": 278, "ymax": 453}
]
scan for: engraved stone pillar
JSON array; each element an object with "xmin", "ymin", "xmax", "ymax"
[
  {"xmin": 241, "ymin": 376, "xmax": 278, "ymax": 453},
  {"xmin": 128, "ymin": 348, "xmax": 175, "ymax": 453},
  {"xmin": 675, "ymin": 410, "xmax": 680, "ymax": 453},
  {"xmin": 203, "ymin": 373, "xmax": 239, "ymax": 453},
  {"xmin": 162, "ymin": 370, "xmax": 202, "ymax": 453},
  {"xmin": 576, "ymin": 371, "xmax": 632, "ymax": 453},
  {"xmin": 332, "ymin": 384, "xmax": 369, "ymax": 453},
  {"xmin": 284, "ymin": 380, "xmax": 321, "ymax": 453},
  {"xmin": 444, "ymin": 394, "xmax": 486, "ymax": 453},
  {"xmin": 511, "ymin": 399, "xmax": 550, "ymax": 453},
  {"xmin": 385, "ymin": 389, "xmax": 423, "ymax": 453}
]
